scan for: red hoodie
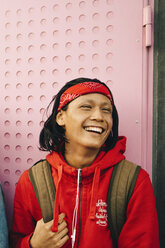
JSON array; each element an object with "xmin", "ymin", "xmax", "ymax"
[{"xmin": 11, "ymin": 137, "xmax": 160, "ymax": 247}]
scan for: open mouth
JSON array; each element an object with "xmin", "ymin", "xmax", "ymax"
[{"xmin": 83, "ymin": 126, "xmax": 105, "ymax": 134}]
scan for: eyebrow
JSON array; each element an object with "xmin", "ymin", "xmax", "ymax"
[{"xmin": 79, "ymin": 99, "xmax": 112, "ymax": 107}]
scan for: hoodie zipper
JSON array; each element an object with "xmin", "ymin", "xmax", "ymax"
[
  {"xmin": 77, "ymin": 169, "xmax": 82, "ymax": 247},
  {"xmin": 71, "ymin": 169, "xmax": 82, "ymax": 248}
]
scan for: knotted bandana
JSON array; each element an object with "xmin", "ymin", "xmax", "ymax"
[{"xmin": 57, "ymin": 81, "xmax": 113, "ymax": 112}]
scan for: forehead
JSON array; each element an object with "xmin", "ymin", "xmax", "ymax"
[{"xmin": 69, "ymin": 93, "xmax": 112, "ymax": 106}]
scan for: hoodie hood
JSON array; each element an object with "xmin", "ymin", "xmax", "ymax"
[
  {"xmin": 47, "ymin": 136, "xmax": 126, "ymax": 175},
  {"xmin": 46, "ymin": 136, "xmax": 126, "ymax": 234}
]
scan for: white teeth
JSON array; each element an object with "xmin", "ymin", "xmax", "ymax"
[{"xmin": 84, "ymin": 126, "xmax": 103, "ymax": 134}]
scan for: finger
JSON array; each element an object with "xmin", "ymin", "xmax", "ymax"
[
  {"xmin": 58, "ymin": 227, "xmax": 68, "ymax": 240},
  {"xmin": 53, "ymin": 227, "xmax": 68, "ymax": 244},
  {"xmin": 56, "ymin": 235, "xmax": 69, "ymax": 248},
  {"xmin": 58, "ymin": 213, "xmax": 65, "ymax": 224},
  {"xmin": 44, "ymin": 213, "xmax": 66, "ymax": 230},
  {"xmin": 58, "ymin": 220, "xmax": 67, "ymax": 233}
]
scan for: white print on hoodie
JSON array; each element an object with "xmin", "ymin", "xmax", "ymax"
[{"xmin": 96, "ymin": 199, "xmax": 108, "ymax": 227}]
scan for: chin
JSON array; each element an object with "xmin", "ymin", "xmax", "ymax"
[{"xmin": 85, "ymin": 142, "xmax": 104, "ymax": 150}]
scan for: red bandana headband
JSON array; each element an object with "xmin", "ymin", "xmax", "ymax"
[{"xmin": 57, "ymin": 82, "xmax": 113, "ymax": 112}]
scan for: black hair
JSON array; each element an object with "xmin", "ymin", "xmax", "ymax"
[{"xmin": 39, "ymin": 77, "xmax": 119, "ymax": 152}]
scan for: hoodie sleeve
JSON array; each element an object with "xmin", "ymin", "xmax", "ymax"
[
  {"xmin": 11, "ymin": 170, "xmax": 42, "ymax": 248},
  {"xmin": 118, "ymin": 168, "xmax": 160, "ymax": 248}
]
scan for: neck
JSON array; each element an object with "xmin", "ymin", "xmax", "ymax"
[{"xmin": 64, "ymin": 144, "xmax": 100, "ymax": 169}]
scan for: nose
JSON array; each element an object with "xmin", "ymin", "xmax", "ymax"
[{"xmin": 90, "ymin": 107, "xmax": 104, "ymax": 122}]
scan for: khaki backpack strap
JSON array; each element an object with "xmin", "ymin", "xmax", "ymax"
[
  {"xmin": 28, "ymin": 159, "xmax": 56, "ymax": 223},
  {"xmin": 107, "ymin": 160, "xmax": 141, "ymax": 248}
]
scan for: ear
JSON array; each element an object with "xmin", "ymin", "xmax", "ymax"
[{"xmin": 56, "ymin": 110, "xmax": 65, "ymax": 127}]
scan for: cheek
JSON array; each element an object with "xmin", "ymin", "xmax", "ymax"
[
  {"xmin": 107, "ymin": 117, "xmax": 113, "ymax": 129},
  {"xmin": 111, "ymin": 118, "xmax": 113, "ymax": 128},
  {"xmin": 64, "ymin": 117, "xmax": 80, "ymax": 134}
]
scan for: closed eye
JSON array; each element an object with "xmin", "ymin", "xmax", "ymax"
[
  {"xmin": 102, "ymin": 108, "xmax": 112, "ymax": 113},
  {"xmin": 80, "ymin": 105, "xmax": 92, "ymax": 110}
]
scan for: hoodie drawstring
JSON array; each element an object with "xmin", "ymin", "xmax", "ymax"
[
  {"xmin": 89, "ymin": 167, "xmax": 100, "ymax": 219},
  {"xmin": 51, "ymin": 164, "xmax": 101, "ymax": 240},
  {"xmin": 71, "ymin": 169, "xmax": 81, "ymax": 248},
  {"xmin": 51, "ymin": 164, "xmax": 63, "ymax": 232}
]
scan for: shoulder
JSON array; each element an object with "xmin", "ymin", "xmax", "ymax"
[
  {"xmin": 122, "ymin": 159, "xmax": 150, "ymax": 183},
  {"xmin": 14, "ymin": 169, "xmax": 34, "ymax": 208},
  {"xmin": 16, "ymin": 160, "xmax": 47, "ymax": 193},
  {"xmin": 130, "ymin": 166, "xmax": 156, "ymax": 204},
  {"xmin": 17, "ymin": 169, "xmax": 30, "ymax": 185},
  {"xmin": 14, "ymin": 162, "xmax": 46, "ymax": 207},
  {"xmin": 135, "ymin": 167, "xmax": 151, "ymax": 188},
  {"xmin": 121, "ymin": 160, "xmax": 153, "ymax": 195}
]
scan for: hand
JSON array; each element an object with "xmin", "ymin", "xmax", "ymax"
[{"xmin": 30, "ymin": 213, "xmax": 69, "ymax": 248}]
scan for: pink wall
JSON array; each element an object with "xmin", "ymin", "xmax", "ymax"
[{"xmin": 0, "ymin": 0, "xmax": 154, "ymax": 227}]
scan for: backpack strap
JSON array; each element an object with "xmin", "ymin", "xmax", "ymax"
[
  {"xmin": 107, "ymin": 159, "xmax": 141, "ymax": 248},
  {"xmin": 28, "ymin": 159, "xmax": 56, "ymax": 223}
]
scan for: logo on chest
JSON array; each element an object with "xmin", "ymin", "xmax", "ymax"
[{"xmin": 95, "ymin": 199, "xmax": 108, "ymax": 227}]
